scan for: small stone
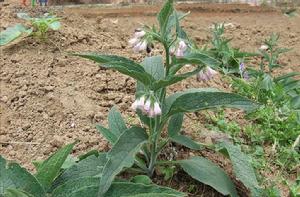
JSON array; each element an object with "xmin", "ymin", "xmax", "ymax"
[
  {"xmin": 70, "ymin": 122, "xmax": 75, "ymax": 128},
  {"xmin": 50, "ymin": 135, "xmax": 64, "ymax": 147},
  {"xmin": 0, "ymin": 96, "xmax": 8, "ymax": 103},
  {"xmin": 44, "ymin": 86, "xmax": 54, "ymax": 92}
]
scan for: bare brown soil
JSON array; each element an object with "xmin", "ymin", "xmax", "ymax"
[{"xmin": 0, "ymin": 1, "xmax": 299, "ymax": 196}]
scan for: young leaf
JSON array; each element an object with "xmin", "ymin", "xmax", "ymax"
[
  {"xmin": 35, "ymin": 143, "xmax": 75, "ymax": 190},
  {"xmin": 51, "ymin": 154, "xmax": 107, "ymax": 190},
  {"xmin": 165, "ymin": 89, "xmax": 258, "ymax": 116},
  {"xmin": 0, "ymin": 156, "xmax": 45, "ymax": 197},
  {"xmin": 157, "ymin": 0, "xmax": 174, "ymax": 37},
  {"xmin": 98, "ymin": 127, "xmax": 148, "ymax": 196},
  {"xmin": 217, "ymin": 142, "xmax": 261, "ymax": 197},
  {"xmin": 130, "ymin": 175, "xmax": 153, "ymax": 185},
  {"xmin": 0, "ymin": 24, "xmax": 32, "ymax": 46},
  {"xmin": 178, "ymin": 156, "xmax": 238, "ymax": 197},
  {"xmin": 72, "ymin": 53, "xmax": 154, "ymax": 86},
  {"xmin": 108, "ymin": 106, "xmax": 127, "ymax": 137},
  {"xmin": 168, "ymin": 113, "xmax": 202, "ymax": 150},
  {"xmin": 96, "ymin": 125, "xmax": 117, "ymax": 144},
  {"xmin": 49, "ymin": 21, "xmax": 61, "ymax": 30}
]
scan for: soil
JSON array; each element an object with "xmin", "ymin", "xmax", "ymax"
[{"xmin": 0, "ymin": 1, "xmax": 299, "ymax": 196}]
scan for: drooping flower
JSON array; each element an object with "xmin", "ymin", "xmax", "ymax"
[
  {"xmin": 196, "ymin": 66, "xmax": 218, "ymax": 82},
  {"xmin": 131, "ymin": 96, "xmax": 161, "ymax": 118},
  {"xmin": 129, "ymin": 29, "xmax": 152, "ymax": 53},
  {"xmin": 131, "ymin": 96, "xmax": 146, "ymax": 111},
  {"xmin": 259, "ymin": 44, "xmax": 269, "ymax": 51},
  {"xmin": 170, "ymin": 40, "xmax": 187, "ymax": 58}
]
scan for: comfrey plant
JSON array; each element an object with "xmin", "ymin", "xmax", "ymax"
[
  {"xmin": 0, "ymin": 13, "xmax": 60, "ymax": 45},
  {"xmin": 208, "ymin": 23, "xmax": 256, "ymax": 75},
  {"xmin": 0, "ymin": 1, "xmax": 261, "ymax": 197}
]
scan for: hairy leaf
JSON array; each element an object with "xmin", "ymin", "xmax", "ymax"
[
  {"xmin": 51, "ymin": 154, "xmax": 107, "ymax": 190},
  {"xmin": 217, "ymin": 142, "xmax": 261, "ymax": 197},
  {"xmin": 0, "ymin": 156, "xmax": 45, "ymax": 197},
  {"xmin": 157, "ymin": 0, "xmax": 174, "ymax": 36},
  {"xmin": 72, "ymin": 53, "xmax": 154, "ymax": 86},
  {"xmin": 108, "ymin": 106, "xmax": 127, "ymax": 137},
  {"xmin": 96, "ymin": 125, "xmax": 117, "ymax": 144},
  {"xmin": 165, "ymin": 89, "xmax": 258, "ymax": 116},
  {"xmin": 52, "ymin": 179, "xmax": 185, "ymax": 197},
  {"xmin": 0, "ymin": 24, "xmax": 32, "ymax": 46},
  {"xmin": 35, "ymin": 143, "xmax": 75, "ymax": 190},
  {"xmin": 98, "ymin": 127, "xmax": 148, "ymax": 196},
  {"xmin": 178, "ymin": 157, "xmax": 238, "ymax": 197},
  {"xmin": 141, "ymin": 56, "xmax": 165, "ymax": 80},
  {"xmin": 3, "ymin": 189, "xmax": 33, "ymax": 197},
  {"xmin": 168, "ymin": 113, "xmax": 202, "ymax": 150}
]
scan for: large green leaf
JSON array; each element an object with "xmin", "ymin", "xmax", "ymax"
[
  {"xmin": 35, "ymin": 143, "xmax": 75, "ymax": 190},
  {"xmin": 217, "ymin": 142, "xmax": 261, "ymax": 197},
  {"xmin": 52, "ymin": 179, "xmax": 185, "ymax": 197},
  {"xmin": 51, "ymin": 153, "xmax": 107, "ymax": 190},
  {"xmin": 0, "ymin": 156, "xmax": 45, "ymax": 197},
  {"xmin": 157, "ymin": 0, "xmax": 174, "ymax": 36},
  {"xmin": 165, "ymin": 89, "xmax": 258, "ymax": 116},
  {"xmin": 0, "ymin": 24, "xmax": 32, "ymax": 46},
  {"xmin": 178, "ymin": 156, "xmax": 238, "ymax": 197},
  {"xmin": 167, "ymin": 113, "xmax": 202, "ymax": 150},
  {"xmin": 3, "ymin": 189, "xmax": 33, "ymax": 197},
  {"xmin": 98, "ymin": 127, "xmax": 148, "ymax": 196},
  {"xmin": 108, "ymin": 106, "xmax": 127, "ymax": 137},
  {"xmin": 141, "ymin": 56, "xmax": 165, "ymax": 80},
  {"xmin": 72, "ymin": 53, "xmax": 154, "ymax": 86}
]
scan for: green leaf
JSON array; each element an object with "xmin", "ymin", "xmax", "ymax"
[
  {"xmin": 72, "ymin": 53, "xmax": 154, "ymax": 86},
  {"xmin": 261, "ymin": 74, "xmax": 274, "ymax": 90},
  {"xmin": 130, "ymin": 175, "xmax": 152, "ymax": 185},
  {"xmin": 151, "ymin": 67, "xmax": 202, "ymax": 91},
  {"xmin": 178, "ymin": 156, "xmax": 238, "ymax": 197},
  {"xmin": 108, "ymin": 106, "xmax": 127, "ymax": 137},
  {"xmin": 105, "ymin": 182, "xmax": 186, "ymax": 197},
  {"xmin": 51, "ymin": 153, "xmax": 107, "ymax": 190},
  {"xmin": 291, "ymin": 96, "xmax": 300, "ymax": 109},
  {"xmin": 141, "ymin": 56, "xmax": 165, "ymax": 80},
  {"xmin": 98, "ymin": 127, "xmax": 148, "ymax": 196},
  {"xmin": 96, "ymin": 125, "xmax": 117, "ymax": 144},
  {"xmin": 174, "ymin": 52, "xmax": 220, "ymax": 69},
  {"xmin": 128, "ymin": 194, "xmax": 181, "ymax": 197},
  {"xmin": 165, "ymin": 89, "xmax": 258, "ymax": 116},
  {"xmin": 4, "ymin": 189, "xmax": 33, "ymax": 197},
  {"xmin": 168, "ymin": 113, "xmax": 202, "ymax": 150},
  {"xmin": 0, "ymin": 156, "xmax": 45, "ymax": 197},
  {"xmin": 217, "ymin": 142, "xmax": 261, "ymax": 197},
  {"xmin": 61, "ymin": 155, "xmax": 79, "ymax": 170},
  {"xmin": 157, "ymin": 0, "xmax": 174, "ymax": 36},
  {"xmin": 52, "ymin": 180, "xmax": 185, "ymax": 197},
  {"xmin": 0, "ymin": 24, "xmax": 32, "ymax": 46},
  {"xmin": 35, "ymin": 143, "xmax": 75, "ymax": 190},
  {"xmin": 49, "ymin": 21, "xmax": 61, "ymax": 30},
  {"xmin": 17, "ymin": 13, "xmax": 32, "ymax": 20}
]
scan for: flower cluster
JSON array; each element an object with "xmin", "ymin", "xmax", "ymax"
[
  {"xmin": 196, "ymin": 66, "xmax": 218, "ymax": 82},
  {"xmin": 170, "ymin": 40, "xmax": 187, "ymax": 58},
  {"xmin": 132, "ymin": 96, "xmax": 162, "ymax": 118},
  {"xmin": 239, "ymin": 63, "xmax": 249, "ymax": 80},
  {"xmin": 129, "ymin": 29, "xmax": 152, "ymax": 53}
]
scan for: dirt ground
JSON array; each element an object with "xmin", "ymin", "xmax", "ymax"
[{"xmin": 0, "ymin": 1, "xmax": 299, "ymax": 196}]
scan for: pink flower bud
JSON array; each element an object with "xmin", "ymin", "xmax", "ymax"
[
  {"xmin": 131, "ymin": 96, "xmax": 146, "ymax": 111},
  {"xmin": 172, "ymin": 40, "xmax": 187, "ymax": 58},
  {"xmin": 133, "ymin": 40, "xmax": 148, "ymax": 53},
  {"xmin": 128, "ymin": 37, "xmax": 139, "ymax": 47}
]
